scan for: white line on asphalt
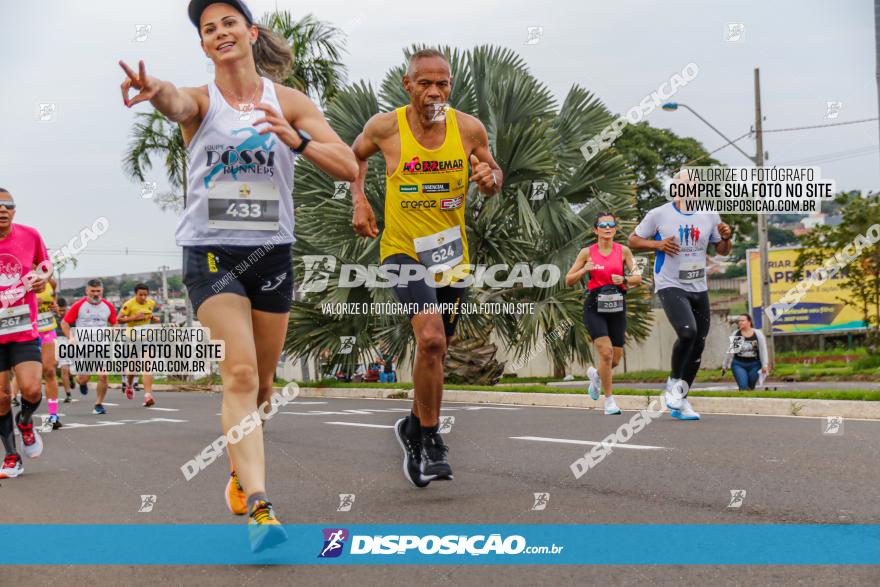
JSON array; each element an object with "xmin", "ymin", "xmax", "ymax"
[
  {"xmin": 102, "ymin": 402, "xmax": 119, "ymax": 406},
  {"xmin": 146, "ymin": 407, "xmax": 179, "ymax": 412},
  {"xmin": 325, "ymin": 422, "xmax": 395, "ymax": 429},
  {"xmin": 511, "ymin": 436, "xmax": 667, "ymax": 450}
]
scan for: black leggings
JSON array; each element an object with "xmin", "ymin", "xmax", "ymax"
[{"xmin": 658, "ymin": 288, "xmax": 711, "ymax": 388}]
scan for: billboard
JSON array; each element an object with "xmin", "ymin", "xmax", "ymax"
[{"xmin": 747, "ymin": 246, "xmax": 873, "ymax": 333}]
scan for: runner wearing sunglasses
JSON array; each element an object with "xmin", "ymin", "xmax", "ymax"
[{"xmin": 566, "ymin": 212, "xmax": 641, "ymax": 415}]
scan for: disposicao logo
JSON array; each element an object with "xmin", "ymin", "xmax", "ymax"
[{"xmin": 318, "ymin": 528, "xmax": 348, "ymax": 558}]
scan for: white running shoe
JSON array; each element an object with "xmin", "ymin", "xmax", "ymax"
[
  {"xmin": 0, "ymin": 453, "xmax": 23, "ymax": 478},
  {"xmin": 663, "ymin": 377, "xmax": 684, "ymax": 410},
  {"xmin": 17, "ymin": 415, "xmax": 43, "ymax": 459},
  {"xmin": 604, "ymin": 396, "xmax": 621, "ymax": 415},
  {"xmin": 671, "ymin": 397, "xmax": 700, "ymax": 420},
  {"xmin": 587, "ymin": 366, "xmax": 602, "ymax": 401}
]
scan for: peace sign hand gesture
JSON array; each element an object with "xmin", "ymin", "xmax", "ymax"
[{"xmin": 119, "ymin": 60, "xmax": 160, "ymax": 108}]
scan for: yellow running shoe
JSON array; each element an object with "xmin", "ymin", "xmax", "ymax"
[
  {"xmin": 224, "ymin": 470, "xmax": 248, "ymax": 516},
  {"xmin": 248, "ymin": 499, "xmax": 288, "ymax": 553}
]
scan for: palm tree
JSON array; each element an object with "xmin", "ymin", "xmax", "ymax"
[
  {"xmin": 122, "ymin": 11, "xmax": 348, "ymax": 210},
  {"xmin": 122, "ymin": 110, "xmax": 187, "ymax": 212},
  {"xmin": 288, "ymin": 45, "xmax": 653, "ymax": 382},
  {"xmin": 260, "ymin": 11, "xmax": 346, "ymax": 106}
]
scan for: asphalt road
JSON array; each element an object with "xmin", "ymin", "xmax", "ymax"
[{"xmin": 2, "ymin": 390, "xmax": 878, "ymax": 586}]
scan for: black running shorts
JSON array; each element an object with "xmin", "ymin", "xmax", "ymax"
[
  {"xmin": 583, "ymin": 287, "xmax": 627, "ymax": 347},
  {"xmin": 182, "ymin": 244, "xmax": 294, "ymax": 314},
  {"xmin": 0, "ymin": 338, "xmax": 42, "ymax": 371},
  {"xmin": 381, "ymin": 253, "xmax": 466, "ymax": 338}
]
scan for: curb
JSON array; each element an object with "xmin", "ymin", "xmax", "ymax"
[
  {"xmin": 140, "ymin": 383, "xmax": 880, "ymax": 420},
  {"xmin": 294, "ymin": 387, "xmax": 880, "ymax": 420}
]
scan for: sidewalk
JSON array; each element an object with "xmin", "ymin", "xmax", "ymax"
[{"xmin": 547, "ymin": 380, "xmax": 880, "ymax": 392}]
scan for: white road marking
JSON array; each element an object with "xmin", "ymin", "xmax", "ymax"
[
  {"xmin": 281, "ymin": 408, "xmax": 411, "ymax": 416},
  {"xmin": 511, "ymin": 436, "xmax": 667, "ymax": 450},
  {"xmin": 324, "ymin": 422, "xmax": 395, "ymax": 429},
  {"xmin": 146, "ymin": 407, "xmax": 179, "ymax": 412},
  {"xmin": 59, "ymin": 418, "xmax": 188, "ymax": 429}
]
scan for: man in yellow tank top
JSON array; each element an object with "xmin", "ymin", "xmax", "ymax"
[
  {"xmin": 351, "ymin": 48, "xmax": 503, "ymax": 487},
  {"xmin": 36, "ymin": 280, "xmax": 64, "ymax": 429},
  {"xmin": 117, "ymin": 283, "xmax": 160, "ymax": 406}
]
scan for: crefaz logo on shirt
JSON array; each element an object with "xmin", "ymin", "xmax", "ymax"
[
  {"xmin": 400, "ymin": 200, "xmax": 437, "ymax": 210},
  {"xmin": 402, "ymin": 157, "xmax": 464, "ymax": 174}
]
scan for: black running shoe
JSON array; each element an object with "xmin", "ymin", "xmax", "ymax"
[
  {"xmin": 63, "ymin": 393, "xmax": 72, "ymax": 403},
  {"xmin": 420, "ymin": 431, "xmax": 453, "ymax": 480},
  {"xmin": 394, "ymin": 418, "xmax": 430, "ymax": 488}
]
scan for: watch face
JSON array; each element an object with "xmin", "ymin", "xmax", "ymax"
[{"xmin": 299, "ymin": 129, "xmax": 312, "ymax": 141}]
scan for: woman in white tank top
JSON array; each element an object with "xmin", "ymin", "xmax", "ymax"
[{"xmin": 118, "ymin": 0, "xmax": 357, "ymax": 551}]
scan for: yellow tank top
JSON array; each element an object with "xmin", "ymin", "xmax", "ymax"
[
  {"xmin": 380, "ymin": 106, "xmax": 470, "ymax": 274},
  {"xmin": 120, "ymin": 297, "xmax": 157, "ymax": 328},
  {"xmin": 36, "ymin": 282, "xmax": 56, "ymax": 332}
]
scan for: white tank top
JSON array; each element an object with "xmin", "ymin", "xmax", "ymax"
[{"xmin": 176, "ymin": 77, "xmax": 296, "ymax": 246}]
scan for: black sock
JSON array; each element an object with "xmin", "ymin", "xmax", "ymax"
[
  {"xmin": 0, "ymin": 411, "xmax": 17, "ymax": 456},
  {"xmin": 406, "ymin": 411, "xmax": 421, "ymax": 438},
  {"xmin": 421, "ymin": 423, "xmax": 439, "ymax": 438},
  {"xmin": 246, "ymin": 491, "xmax": 269, "ymax": 514},
  {"xmin": 19, "ymin": 397, "xmax": 42, "ymax": 426}
]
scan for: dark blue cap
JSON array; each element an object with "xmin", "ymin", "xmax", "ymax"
[{"xmin": 188, "ymin": 0, "xmax": 254, "ymax": 31}]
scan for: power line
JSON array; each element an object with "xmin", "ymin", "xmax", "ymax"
[
  {"xmin": 778, "ymin": 145, "xmax": 879, "ymax": 166},
  {"xmin": 761, "ymin": 117, "xmax": 879, "ymax": 134}
]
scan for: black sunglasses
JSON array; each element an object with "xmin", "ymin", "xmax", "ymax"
[{"xmin": 0, "ymin": 201, "xmax": 15, "ymax": 210}]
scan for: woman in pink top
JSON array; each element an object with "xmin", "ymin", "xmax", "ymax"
[
  {"xmin": 0, "ymin": 187, "xmax": 53, "ymax": 479},
  {"xmin": 565, "ymin": 212, "xmax": 642, "ymax": 415}
]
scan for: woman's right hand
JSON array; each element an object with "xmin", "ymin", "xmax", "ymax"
[{"xmin": 119, "ymin": 60, "xmax": 161, "ymax": 108}]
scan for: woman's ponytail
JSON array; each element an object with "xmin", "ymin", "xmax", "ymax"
[{"xmin": 252, "ymin": 24, "xmax": 292, "ymax": 83}]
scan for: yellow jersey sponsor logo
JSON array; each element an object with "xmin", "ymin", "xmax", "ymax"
[{"xmin": 401, "ymin": 156, "xmax": 464, "ymax": 175}]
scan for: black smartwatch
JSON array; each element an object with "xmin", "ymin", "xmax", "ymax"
[{"xmin": 292, "ymin": 129, "xmax": 312, "ymax": 154}]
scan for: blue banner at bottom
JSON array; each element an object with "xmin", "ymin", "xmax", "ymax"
[{"xmin": 0, "ymin": 524, "xmax": 878, "ymax": 565}]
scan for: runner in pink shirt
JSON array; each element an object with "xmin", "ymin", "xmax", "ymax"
[{"xmin": 0, "ymin": 188, "xmax": 53, "ymax": 479}]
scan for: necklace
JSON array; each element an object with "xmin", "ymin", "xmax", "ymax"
[{"xmin": 217, "ymin": 77, "xmax": 262, "ymax": 109}]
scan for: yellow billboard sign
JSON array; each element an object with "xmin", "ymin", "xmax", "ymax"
[{"xmin": 747, "ymin": 246, "xmax": 874, "ymax": 333}]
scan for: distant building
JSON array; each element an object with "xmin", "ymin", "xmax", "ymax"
[{"xmin": 800, "ymin": 212, "xmax": 842, "ymax": 231}]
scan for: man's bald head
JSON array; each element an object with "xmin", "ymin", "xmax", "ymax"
[{"xmin": 406, "ymin": 48, "xmax": 450, "ymax": 78}]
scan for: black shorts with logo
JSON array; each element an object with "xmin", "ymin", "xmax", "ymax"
[
  {"xmin": 182, "ymin": 244, "xmax": 294, "ymax": 314},
  {"xmin": 583, "ymin": 286, "xmax": 627, "ymax": 347},
  {"xmin": 382, "ymin": 253, "xmax": 466, "ymax": 338},
  {"xmin": 0, "ymin": 338, "xmax": 42, "ymax": 371}
]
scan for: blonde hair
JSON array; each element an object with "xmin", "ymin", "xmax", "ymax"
[{"xmin": 252, "ymin": 23, "xmax": 292, "ymax": 83}]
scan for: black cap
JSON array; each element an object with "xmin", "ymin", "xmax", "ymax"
[{"xmin": 188, "ymin": 0, "xmax": 254, "ymax": 31}]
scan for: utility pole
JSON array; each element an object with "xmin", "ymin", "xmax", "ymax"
[
  {"xmin": 184, "ymin": 283, "xmax": 193, "ymax": 327},
  {"xmin": 754, "ymin": 68, "xmax": 775, "ymax": 368},
  {"xmin": 159, "ymin": 265, "xmax": 170, "ymax": 323}
]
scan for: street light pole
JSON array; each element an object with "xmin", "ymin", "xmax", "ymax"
[
  {"xmin": 159, "ymin": 265, "xmax": 170, "ymax": 323},
  {"xmin": 754, "ymin": 68, "xmax": 775, "ymax": 368}
]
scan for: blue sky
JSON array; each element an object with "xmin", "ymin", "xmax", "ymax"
[{"xmin": 2, "ymin": 0, "xmax": 876, "ymax": 277}]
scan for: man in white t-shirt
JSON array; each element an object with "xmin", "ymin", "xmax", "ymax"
[{"xmin": 628, "ymin": 171, "xmax": 732, "ymax": 420}]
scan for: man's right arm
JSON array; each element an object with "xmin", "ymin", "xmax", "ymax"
[
  {"xmin": 350, "ymin": 114, "xmax": 389, "ymax": 238},
  {"xmin": 351, "ymin": 114, "xmax": 386, "ymax": 202}
]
